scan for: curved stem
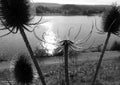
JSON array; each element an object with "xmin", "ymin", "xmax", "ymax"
[
  {"xmin": 92, "ymin": 32, "xmax": 111, "ymax": 85},
  {"xmin": 19, "ymin": 28, "xmax": 46, "ymax": 85}
]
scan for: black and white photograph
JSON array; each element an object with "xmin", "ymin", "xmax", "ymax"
[{"xmin": 0, "ymin": 0, "xmax": 120, "ymax": 85}]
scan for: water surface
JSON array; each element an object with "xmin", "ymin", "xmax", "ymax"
[{"xmin": 0, "ymin": 16, "xmax": 119, "ymax": 57}]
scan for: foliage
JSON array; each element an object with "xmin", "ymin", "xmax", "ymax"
[
  {"xmin": 0, "ymin": 56, "xmax": 120, "ymax": 85},
  {"xmin": 0, "ymin": 54, "xmax": 9, "ymax": 62},
  {"xmin": 34, "ymin": 47, "xmax": 80, "ymax": 60},
  {"xmin": 34, "ymin": 48, "xmax": 50, "ymax": 59},
  {"xmin": 36, "ymin": 5, "xmax": 50, "ymax": 14},
  {"xmin": 35, "ymin": 4, "xmax": 108, "ymax": 16},
  {"xmin": 110, "ymin": 41, "xmax": 120, "ymax": 51},
  {"xmin": 36, "ymin": 59, "xmax": 120, "ymax": 85},
  {"xmin": 69, "ymin": 50, "xmax": 80, "ymax": 58}
]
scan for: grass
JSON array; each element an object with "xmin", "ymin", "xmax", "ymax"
[
  {"xmin": 42, "ymin": 58, "xmax": 120, "ymax": 85},
  {"xmin": 34, "ymin": 57, "xmax": 120, "ymax": 85},
  {"xmin": 0, "ymin": 52, "xmax": 120, "ymax": 85}
]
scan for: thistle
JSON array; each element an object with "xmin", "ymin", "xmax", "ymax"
[
  {"xmin": 0, "ymin": 0, "xmax": 30, "ymax": 29},
  {"xmin": 102, "ymin": 5, "xmax": 120, "ymax": 34},
  {"xmin": 14, "ymin": 55, "xmax": 33, "ymax": 85},
  {"xmin": 92, "ymin": 4, "xmax": 120, "ymax": 85},
  {"xmin": 0, "ymin": 0, "xmax": 46, "ymax": 85},
  {"xmin": 34, "ymin": 24, "xmax": 94, "ymax": 85}
]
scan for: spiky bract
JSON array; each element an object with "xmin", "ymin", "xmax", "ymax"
[
  {"xmin": 102, "ymin": 5, "xmax": 120, "ymax": 34},
  {"xmin": 0, "ymin": 0, "xmax": 30, "ymax": 28},
  {"xmin": 14, "ymin": 55, "xmax": 33, "ymax": 85}
]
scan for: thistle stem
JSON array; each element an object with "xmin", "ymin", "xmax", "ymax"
[
  {"xmin": 64, "ymin": 42, "xmax": 69, "ymax": 85},
  {"xmin": 19, "ymin": 28, "xmax": 46, "ymax": 85},
  {"xmin": 92, "ymin": 32, "xmax": 111, "ymax": 85}
]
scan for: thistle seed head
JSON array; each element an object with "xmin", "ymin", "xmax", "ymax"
[
  {"xmin": 0, "ymin": 0, "xmax": 30, "ymax": 28},
  {"xmin": 14, "ymin": 54, "xmax": 33, "ymax": 85},
  {"xmin": 102, "ymin": 5, "xmax": 120, "ymax": 33}
]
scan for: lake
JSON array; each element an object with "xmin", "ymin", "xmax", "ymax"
[{"xmin": 0, "ymin": 16, "xmax": 119, "ymax": 57}]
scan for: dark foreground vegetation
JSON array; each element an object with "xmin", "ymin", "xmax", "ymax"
[
  {"xmin": 110, "ymin": 41, "xmax": 120, "ymax": 51},
  {"xmin": 0, "ymin": 0, "xmax": 120, "ymax": 85},
  {"xmin": 0, "ymin": 55, "xmax": 120, "ymax": 85}
]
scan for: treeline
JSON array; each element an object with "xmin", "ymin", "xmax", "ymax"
[{"xmin": 35, "ymin": 4, "xmax": 111, "ymax": 16}]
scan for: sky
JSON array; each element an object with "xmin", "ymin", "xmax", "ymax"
[{"xmin": 31, "ymin": 0, "xmax": 120, "ymax": 5}]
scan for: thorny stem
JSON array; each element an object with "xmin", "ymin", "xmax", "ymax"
[
  {"xmin": 92, "ymin": 32, "xmax": 111, "ymax": 85},
  {"xmin": 64, "ymin": 42, "xmax": 69, "ymax": 85},
  {"xmin": 19, "ymin": 28, "xmax": 46, "ymax": 85}
]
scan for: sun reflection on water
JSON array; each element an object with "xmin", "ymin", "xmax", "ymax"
[{"xmin": 41, "ymin": 22, "xmax": 58, "ymax": 55}]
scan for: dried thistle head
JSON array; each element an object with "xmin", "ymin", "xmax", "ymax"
[
  {"xmin": 14, "ymin": 54, "xmax": 33, "ymax": 85},
  {"xmin": 0, "ymin": 0, "xmax": 30, "ymax": 28},
  {"xmin": 102, "ymin": 4, "xmax": 120, "ymax": 34}
]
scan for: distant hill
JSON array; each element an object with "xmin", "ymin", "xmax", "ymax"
[
  {"xmin": 33, "ymin": 3, "xmax": 62, "ymax": 8},
  {"xmin": 32, "ymin": 2, "xmax": 110, "ymax": 8},
  {"xmin": 32, "ymin": 3, "xmax": 111, "ymax": 16},
  {"xmin": 0, "ymin": 2, "xmax": 115, "ymax": 16}
]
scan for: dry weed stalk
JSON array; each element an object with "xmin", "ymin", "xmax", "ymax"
[
  {"xmin": 92, "ymin": 4, "xmax": 120, "ymax": 85},
  {"xmin": 0, "ymin": 0, "xmax": 46, "ymax": 85},
  {"xmin": 34, "ymin": 24, "xmax": 94, "ymax": 85}
]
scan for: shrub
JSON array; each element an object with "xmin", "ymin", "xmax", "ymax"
[
  {"xmin": 0, "ymin": 53, "xmax": 8, "ymax": 62},
  {"xmin": 34, "ymin": 48, "xmax": 50, "ymax": 59},
  {"xmin": 110, "ymin": 41, "xmax": 120, "ymax": 51}
]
